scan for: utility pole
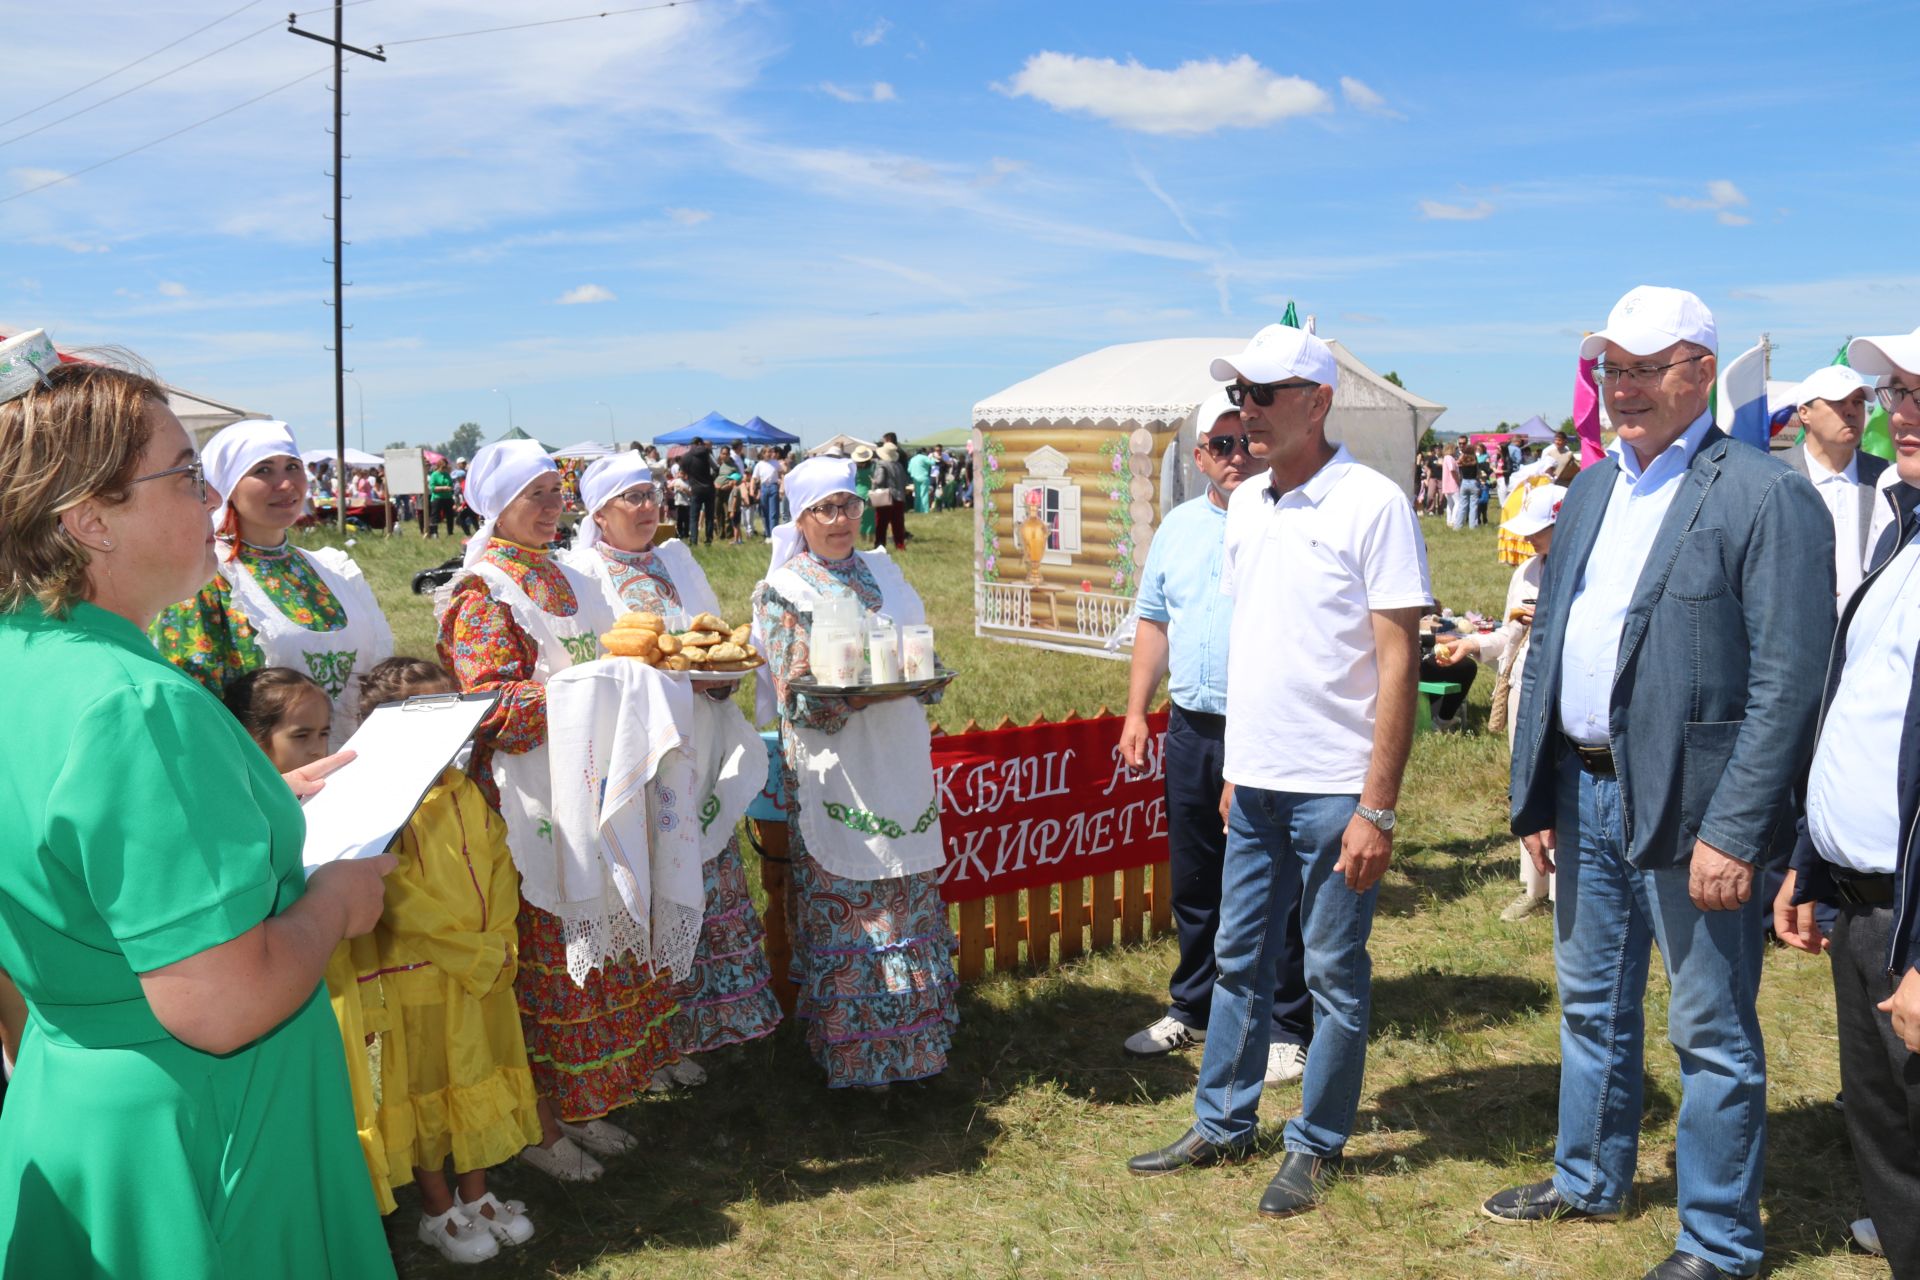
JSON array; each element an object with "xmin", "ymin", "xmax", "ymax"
[
  {"xmin": 594, "ymin": 399, "xmax": 617, "ymax": 443},
  {"xmin": 287, "ymin": 5, "xmax": 385, "ymax": 532}
]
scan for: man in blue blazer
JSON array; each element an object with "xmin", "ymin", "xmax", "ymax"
[{"xmin": 1480, "ymin": 287, "xmax": 1835, "ymax": 1280}]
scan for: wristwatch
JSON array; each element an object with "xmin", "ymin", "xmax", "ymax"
[{"xmin": 1355, "ymin": 804, "xmax": 1397, "ymax": 833}]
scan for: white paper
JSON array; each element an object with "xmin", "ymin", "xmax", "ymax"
[{"xmin": 300, "ymin": 691, "xmax": 498, "ymax": 871}]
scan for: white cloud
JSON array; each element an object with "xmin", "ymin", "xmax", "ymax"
[
  {"xmin": 665, "ymin": 207, "xmax": 712, "ymax": 226},
  {"xmin": 556, "ymin": 284, "xmax": 616, "ymax": 305},
  {"xmin": 1339, "ymin": 77, "xmax": 1402, "ymax": 119},
  {"xmin": 7, "ymin": 167, "xmax": 69, "ymax": 192},
  {"xmin": 853, "ymin": 18, "xmax": 891, "ymax": 47},
  {"xmin": 1665, "ymin": 179, "xmax": 1751, "ymax": 226},
  {"xmin": 157, "ymin": 281, "xmax": 190, "ymax": 298},
  {"xmin": 1419, "ymin": 198, "xmax": 1496, "ymax": 221},
  {"xmin": 821, "ymin": 81, "xmax": 896, "ymax": 104},
  {"xmin": 997, "ymin": 52, "xmax": 1330, "ymax": 136}
]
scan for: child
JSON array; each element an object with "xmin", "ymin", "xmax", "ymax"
[
  {"xmin": 223, "ymin": 669, "xmax": 402, "ymax": 1216},
  {"xmin": 359, "ymin": 657, "xmax": 543, "ymax": 1265}
]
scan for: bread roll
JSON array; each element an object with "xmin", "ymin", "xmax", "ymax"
[
  {"xmin": 614, "ymin": 611, "xmax": 664, "ymax": 633},
  {"xmin": 656, "ymin": 633, "xmax": 682, "ymax": 655},
  {"xmin": 665, "ymin": 653, "xmax": 691, "ymax": 671},
  {"xmin": 602, "ymin": 630, "xmax": 658, "ymax": 659},
  {"xmin": 729, "ymin": 624, "xmax": 752, "ymax": 644},
  {"xmin": 690, "ymin": 612, "xmax": 730, "ymax": 633},
  {"xmin": 681, "ymin": 630, "xmax": 723, "ymax": 647},
  {"xmin": 707, "ymin": 642, "xmax": 747, "ymax": 663}
]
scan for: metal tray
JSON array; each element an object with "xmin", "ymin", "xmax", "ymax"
[{"xmin": 790, "ymin": 666, "xmax": 958, "ymax": 698}]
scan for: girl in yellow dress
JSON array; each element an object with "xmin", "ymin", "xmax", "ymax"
[{"xmin": 359, "ymin": 657, "xmax": 544, "ymax": 1265}]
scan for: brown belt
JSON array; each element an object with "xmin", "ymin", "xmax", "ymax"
[{"xmin": 1563, "ymin": 736, "xmax": 1615, "ymax": 777}]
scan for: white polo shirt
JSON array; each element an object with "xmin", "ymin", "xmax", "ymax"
[{"xmin": 1221, "ymin": 446, "xmax": 1432, "ymax": 793}]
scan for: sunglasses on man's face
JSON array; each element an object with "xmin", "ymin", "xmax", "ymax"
[
  {"xmin": 1226, "ymin": 379, "xmax": 1317, "ymax": 408},
  {"xmin": 1203, "ymin": 433, "xmax": 1253, "ymax": 458}
]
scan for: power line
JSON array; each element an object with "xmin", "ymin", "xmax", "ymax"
[
  {"xmin": 382, "ymin": 0, "xmax": 702, "ymax": 47},
  {"xmin": 0, "ymin": 66, "xmax": 328, "ymax": 205},
  {"xmin": 0, "ymin": 2, "xmax": 373, "ymax": 150}
]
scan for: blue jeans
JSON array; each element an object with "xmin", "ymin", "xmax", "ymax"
[
  {"xmin": 1551, "ymin": 756, "xmax": 1766, "ymax": 1275},
  {"xmin": 759, "ymin": 487, "xmax": 781, "ymax": 537},
  {"xmin": 1192, "ymin": 786, "xmax": 1373, "ymax": 1156}
]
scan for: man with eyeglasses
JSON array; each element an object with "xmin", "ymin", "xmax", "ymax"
[
  {"xmin": 1782, "ymin": 365, "xmax": 1885, "ymax": 602},
  {"xmin": 1485, "ymin": 286, "xmax": 1833, "ymax": 1280},
  {"xmin": 1775, "ymin": 325, "xmax": 1920, "ymax": 1278},
  {"xmin": 1117, "ymin": 389, "xmax": 1313, "ymax": 1088},
  {"xmin": 1129, "ymin": 322, "xmax": 1429, "ymax": 1221}
]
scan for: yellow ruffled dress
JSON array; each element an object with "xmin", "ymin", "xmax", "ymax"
[
  {"xmin": 324, "ymin": 936, "xmax": 408, "ymax": 1214},
  {"xmin": 375, "ymin": 769, "xmax": 542, "ymax": 1176}
]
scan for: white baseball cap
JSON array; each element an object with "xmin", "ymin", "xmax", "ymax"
[
  {"xmin": 1578, "ymin": 285, "xmax": 1717, "ymax": 360},
  {"xmin": 1501, "ymin": 483, "xmax": 1568, "ymax": 538},
  {"xmin": 1846, "ymin": 326, "xmax": 1920, "ymax": 379},
  {"xmin": 1211, "ymin": 323, "xmax": 1339, "ymax": 389},
  {"xmin": 1792, "ymin": 364, "xmax": 1870, "ymax": 409}
]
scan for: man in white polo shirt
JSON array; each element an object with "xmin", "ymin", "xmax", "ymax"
[
  {"xmin": 1127, "ymin": 322, "xmax": 1430, "ymax": 1219},
  {"xmin": 1781, "ymin": 364, "xmax": 1886, "ymax": 601}
]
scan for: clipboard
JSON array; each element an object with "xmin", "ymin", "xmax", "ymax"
[{"xmin": 300, "ymin": 690, "xmax": 499, "ymax": 872}]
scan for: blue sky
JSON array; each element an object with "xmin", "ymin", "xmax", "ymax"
[{"xmin": 4, "ymin": 0, "xmax": 1917, "ymax": 452}]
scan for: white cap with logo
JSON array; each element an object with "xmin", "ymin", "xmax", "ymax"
[
  {"xmin": 1791, "ymin": 364, "xmax": 1869, "ymax": 409},
  {"xmin": 1579, "ymin": 285, "xmax": 1718, "ymax": 360},
  {"xmin": 1847, "ymin": 327, "xmax": 1920, "ymax": 379},
  {"xmin": 1211, "ymin": 323, "xmax": 1339, "ymax": 390},
  {"xmin": 1501, "ymin": 483, "xmax": 1568, "ymax": 538}
]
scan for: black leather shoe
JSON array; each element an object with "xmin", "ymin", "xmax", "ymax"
[
  {"xmin": 1641, "ymin": 1252, "xmax": 1736, "ymax": 1280},
  {"xmin": 1480, "ymin": 1178, "xmax": 1621, "ymax": 1225},
  {"xmin": 1126, "ymin": 1127, "xmax": 1253, "ymax": 1176},
  {"xmin": 1256, "ymin": 1151, "xmax": 1343, "ymax": 1218}
]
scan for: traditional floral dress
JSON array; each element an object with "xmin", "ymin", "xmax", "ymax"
[
  {"xmin": 437, "ymin": 538, "xmax": 679, "ymax": 1122},
  {"xmin": 594, "ymin": 543, "xmax": 784, "ymax": 1057},
  {"xmin": 751, "ymin": 550, "xmax": 957, "ymax": 1088}
]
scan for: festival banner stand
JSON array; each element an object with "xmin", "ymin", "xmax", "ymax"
[{"xmin": 747, "ymin": 709, "xmax": 1173, "ymax": 1006}]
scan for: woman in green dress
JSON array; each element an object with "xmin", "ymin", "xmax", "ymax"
[{"xmin": 0, "ymin": 336, "xmax": 397, "ymax": 1278}]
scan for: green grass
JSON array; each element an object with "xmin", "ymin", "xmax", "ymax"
[{"xmin": 291, "ymin": 512, "xmax": 1874, "ymax": 1280}]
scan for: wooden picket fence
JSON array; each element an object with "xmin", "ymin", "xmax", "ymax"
[{"xmin": 748, "ymin": 707, "xmax": 1173, "ymax": 1013}]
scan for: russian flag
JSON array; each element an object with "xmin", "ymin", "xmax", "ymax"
[{"xmin": 1715, "ymin": 340, "xmax": 1769, "ymax": 451}]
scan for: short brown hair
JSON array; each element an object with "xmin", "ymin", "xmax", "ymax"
[
  {"xmin": 358, "ymin": 655, "xmax": 457, "ymax": 720},
  {"xmin": 224, "ymin": 667, "xmax": 328, "ymax": 752},
  {"xmin": 0, "ymin": 355, "xmax": 168, "ymax": 615}
]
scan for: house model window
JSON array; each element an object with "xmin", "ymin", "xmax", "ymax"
[{"xmin": 1014, "ymin": 444, "xmax": 1081, "ymax": 566}]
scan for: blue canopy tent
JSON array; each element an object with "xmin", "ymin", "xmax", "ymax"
[
  {"xmin": 740, "ymin": 415, "xmax": 799, "ymax": 445},
  {"xmin": 654, "ymin": 410, "xmax": 748, "ymax": 446}
]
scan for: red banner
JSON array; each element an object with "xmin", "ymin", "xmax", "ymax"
[{"xmin": 932, "ymin": 711, "xmax": 1170, "ymax": 903}]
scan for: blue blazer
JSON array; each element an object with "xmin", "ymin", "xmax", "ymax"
[{"xmin": 1509, "ymin": 427, "xmax": 1835, "ymax": 868}]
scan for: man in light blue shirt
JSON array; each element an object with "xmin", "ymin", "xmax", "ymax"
[{"xmin": 1118, "ymin": 390, "xmax": 1312, "ymax": 1086}]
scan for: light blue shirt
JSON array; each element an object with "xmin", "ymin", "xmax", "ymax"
[
  {"xmin": 1136, "ymin": 492, "xmax": 1232, "ymax": 715},
  {"xmin": 1558, "ymin": 410, "xmax": 1716, "ymax": 746}
]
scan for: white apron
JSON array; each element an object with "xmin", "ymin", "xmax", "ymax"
[
  {"xmin": 226, "ymin": 545, "xmax": 393, "ymax": 752},
  {"xmin": 768, "ymin": 552, "xmax": 945, "ymax": 882}
]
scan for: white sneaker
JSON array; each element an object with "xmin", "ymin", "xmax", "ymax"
[
  {"xmin": 557, "ymin": 1117, "xmax": 637, "ymax": 1157},
  {"xmin": 1123, "ymin": 1015, "xmax": 1205, "ymax": 1057},
  {"xmin": 1264, "ymin": 1040, "xmax": 1307, "ymax": 1085},
  {"xmin": 647, "ymin": 1069, "xmax": 676, "ymax": 1094},
  {"xmin": 1499, "ymin": 891, "xmax": 1551, "ymax": 922},
  {"xmin": 666, "ymin": 1056, "xmax": 708, "ymax": 1087},
  {"xmin": 518, "ymin": 1135, "xmax": 604, "ymax": 1183},
  {"xmin": 456, "ymin": 1191, "xmax": 536, "ymax": 1247},
  {"xmin": 417, "ymin": 1206, "xmax": 500, "ymax": 1265},
  {"xmin": 1851, "ymin": 1217, "xmax": 1884, "ymax": 1256}
]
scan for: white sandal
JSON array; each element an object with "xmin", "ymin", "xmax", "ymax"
[
  {"xmin": 456, "ymin": 1190, "xmax": 536, "ymax": 1246},
  {"xmin": 417, "ymin": 1205, "xmax": 499, "ymax": 1265},
  {"xmin": 666, "ymin": 1056, "xmax": 708, "ymax": 1087},
  {"xmin": 558, "ymin": 1117, "xmax": 637, "ymax": 1157},
  {"xmin": 517, "ymin": 1135, "xmax": 604, "ymax": 1183}
]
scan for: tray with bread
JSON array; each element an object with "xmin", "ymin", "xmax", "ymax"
[{"xmin": 600, "ymin": 610, "xmax": 766, "ymax": 677}]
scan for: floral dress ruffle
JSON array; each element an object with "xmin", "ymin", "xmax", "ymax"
[
  {"xmin": 751, "ymin": 551, "xmax": 958, "ymax": 1088},
  {"xmin": 150, "ymin": 538, "xmax": 347, "ymax": 699},
  {"xmin": 597, "ymin": 544, "xmax": 784, "ymax": 1056},
  {"xmin": 438, "ymin": 538, "xmax": 681, "ymax": 1121}
]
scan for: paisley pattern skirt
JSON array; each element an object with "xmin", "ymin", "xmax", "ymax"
[{"xmin": 668, "ymin": 837, "xmax": 784, "ymax": 1055}]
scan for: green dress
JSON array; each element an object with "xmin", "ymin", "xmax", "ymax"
[{"xmin": 0, "ymin": 600, "xmax": 394, "ymax": 1279}]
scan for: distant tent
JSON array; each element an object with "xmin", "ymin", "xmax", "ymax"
[
  {"xmin": 299, "ymin": 447, "xmax": 384, "ymax": 469},
  {"xmin": 654, "ymin": 410, "xmax": 747, "ymax": 446},
  {"xmin": 740, "ymin": 415, "xmax": 800, "ymax": 445},
  {"xmin": 0, "ymin": 330, "xmax": 267, "ymax": 447},
  {"xmin": 809, "ymin": 432, "xmax": 871, "ymax": 458},
  {"xmin": 552, "ymin": 439, "xmax": 617, "ymax": 459},
  {"xmin": 491, "ymin": 425, "xmax": 554, "ymax": 451},
  {"xmin": 1512, "ymin": 414, "xmax": 1556, "ymax": 442}
]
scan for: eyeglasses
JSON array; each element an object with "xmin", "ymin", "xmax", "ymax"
[
  {"xmin": 1591, "ymin": 354, "xmax": 1710, "ymax": 386},
  {"xmin": 1203, "ymin": 433, "xmax": 1253, "ymax": 458},
  {"xmin": 130, "ymin": 458, "xmax": 207, "ymax": 503},
  {"xmin": 614, "ymin": 486, "xmax": 659, "ymax": 506},
  {"xmin": 1226, "ymin": 379, "xmax": 1318, "ymax": 407},
  {"xmin": 1876, "ymin": 383, "xmax": 1920, "ymax": 412},
  {"xmin": 806, "ymin": 497, "xmax": 865, "ymax": 522}
]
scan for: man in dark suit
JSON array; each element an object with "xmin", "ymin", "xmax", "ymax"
[
  {"xmin": 680, "ymin": 436, "xmax": 718, "ymax": 545},
  {"xmin": 1480, "ymin": 287, "xmax": 1834, "ymax": 1280},
  {"xmin": 1779, "ymin": 363, "xmax": 1887, "ymax": 602}
]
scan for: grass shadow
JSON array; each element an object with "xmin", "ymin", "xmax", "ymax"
[
  {"xmin": 1373, "ymin": 970, "xmax": 1556, "ymax": 1040},
  {"xmin": 953, "ymin": 970, "xmax": 1200, "ymax": 1106}
]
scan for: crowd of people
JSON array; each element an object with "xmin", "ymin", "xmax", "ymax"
[{"xmin": 0, "ymin": 287, "xmax": 1917, "ymax": 1280}]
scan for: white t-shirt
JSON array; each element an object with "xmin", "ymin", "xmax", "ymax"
[
  {"xmin": 1221, "ymin": 446, "xmax": 1433, "ymax": 793},
  {"xmin": 752, "ymin": 459, "xmax": 780, "ymax": 487}
]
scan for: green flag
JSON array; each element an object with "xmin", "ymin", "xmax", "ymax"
[
  {"xmin": 1835, "ymin": 340, "xmax": 1896, "ymax": 461},
  {"xmin": 1280, "ymin": 301, "xmax": 1300, "ymax": 329}
]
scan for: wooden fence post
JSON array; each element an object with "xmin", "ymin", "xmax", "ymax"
[{"xmin": 751, "ymin": 818, "xmax": 798, "ymax": 1016}]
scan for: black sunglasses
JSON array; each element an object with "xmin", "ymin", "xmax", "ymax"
[
  {"xmin": 1203, "ymin": 433, "xmax": 1253, "ymax": 458},
  {"xmin": 1226, "ymin": 379, "xmax": 1318, "ymax": 407}
]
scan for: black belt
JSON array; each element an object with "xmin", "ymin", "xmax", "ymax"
[
  {"xmin": 1828, "ymin": 867, "xmax": 1896, "ymax": 908},
  {"xmin": 1563, "ymin": 736, "xmax": 1615, "ymax": 777}
]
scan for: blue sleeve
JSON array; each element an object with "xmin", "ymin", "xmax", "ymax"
[{"xmin": 1135, "ymin": 519, "xmax": 1173, "ymax": 622}]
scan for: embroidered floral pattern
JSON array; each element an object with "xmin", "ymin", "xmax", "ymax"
[
  {"xmin": 598, "ymin": 545, "xmax": 682, "ymax": 614},
  {"xmin": 823, "ymin": 796, "xmax": 940, "ymax": 840},
  {"xmin": 667, "ymin": 837, "xmax": 783, "ymax": 1056},
  {"xmin": 150, "ymin": 540, "xmax": 348, "ymax": 698},
  {"xmin": 304, "ymin": 649, "xmax": 359, "ymax": 700}
]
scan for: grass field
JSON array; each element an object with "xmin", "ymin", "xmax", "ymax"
[{"xmin": 297, "ymin": 508, "xmax": 1876, "ymax": 1280}]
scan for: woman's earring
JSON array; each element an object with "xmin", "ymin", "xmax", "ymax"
[{"xmin": 100, "ymin": 540, "xmax": 113, "ymax": 550}]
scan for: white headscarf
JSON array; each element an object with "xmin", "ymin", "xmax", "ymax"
[
  {"xmin": 203, "ymin": 419, "xmax": 302, "ymax": 540},
  {"xmin": 766, "ymin": 456, "xmax": 858, "ymax": 576},
  {"xmin": 462, "ymin": 438, "xmax": 557, "ymax": 567},
  {"xmin": 575, "ymin": 451, "xmax": 654, "ymax": 552}
]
